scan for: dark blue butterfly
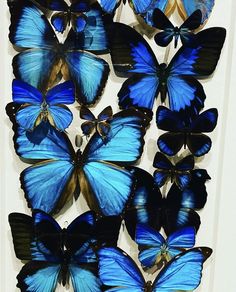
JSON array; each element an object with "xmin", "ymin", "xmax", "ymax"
[
  {"xmin": 8, "ymin": 0, "xmax": 109, "ymax": 105},
  {"xmin": 109, "ymin": 23, "xmax": 226, "ymax": 117},
  {"xmin": 124, "ymin": 167, "xmax": 210, "ymax": 237},
  {"xmin": 80, "ymin": 105, "xmax": 113, "ymax": 138},
  {"xmin": 11, "ymin": 79, "xmax": 75, "ymax": 131},
  {"xmin": 153, "ymin": 152, "xmax": 195, "ymax": 190},
  {"xmin": 7, "ymin": 106, "xmax": 149, "ymax": 216},
  {"xmin": 156, "ymin": 106, "xmax": 218, "ymax": 156},
  {"xmin": 98, "ymin": 246, "xmax": 212, "ymax": 291},
  {"xmin": 33, "ymin": 0, "xmax": 95, "ymax": 33},
  {"xmin": 136, "ymin": 224, "xmax": 195, "ymax": 272},
  {"xmin": 9, "ymin": 210, "xmax": 121, "ymax": 291},
  {"xmin": 153, "ymin": 9, "xmax": 202, "ymax": 47}
]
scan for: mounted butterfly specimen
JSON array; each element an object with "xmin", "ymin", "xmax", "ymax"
[
  {"xmin": 98, "ymin": 246, "xmax": 212, "ymax": 291},
  {"xmin": 153, "ymin": 152, "xmax": 195, "ymax": 190},
  {"xmin": 80, "ymin": 105, "xmax": 113, "ymax": 138},
  {"xmin": 136, "ymin": 224, "xmax": 195, "ymax": 272},
  {"xmin": 6, "ymin": 105, "xmax": 150, "ymax": 216},
  {"xmin": 8, "ymin": 0, "xmax": 109, "ymax": 105},
  {"xmin": 123, "ymin": 167, "xmax": 210, "ymax": 238},
  {"xmin": 33, "ymin": 0, "xmax": 96, "ymax": 33},
  {"xmin": 9, "ymin": 210, "xmax": 121, "ymax": 291},
  {"xmin": 156, "ymin": 106, "xmax": 218, "ymax": 156},
  {"xmin": 109, "ymin": 22, "xmax": 226, "ymax": 117},
  {"xmin": 153, "ymin": 9, "xmax": 202, "ymax": 47},
  {"xmin": 11, "ymin": 79, "xmax": 75, "ymax": 131}
]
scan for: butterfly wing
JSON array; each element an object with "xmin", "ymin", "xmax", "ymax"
[
  {"xmin": 136, "ymin": 224, "xmax": 165, "ymax": 270},
  {"xmin": 98, "ymin": 0, "xmax": 121, "ymax": 13},
  {"xmin": 98, "ymin": 247, "xmax": 145, "ymax": 291},
  {"xmin": 153, "ymin": 247, "xmax": 212, "ymax": 291},
  {"xmin": 177, "ymin": 0, "xmax": 215, "ymax": 24},
  {"xmin": 81, "ymin": 109, "xmax": 149, "ymax": 216},
  {"xmin": 80, "ymin": 106, "xmax": 96, "ymax": 136},
  {"xmin": 174, "ymin": 155, "xmax": 194, "ymax": 190},
  {"xmin": 153, "ymin": 152, "xmax": 173, "ymax": 188}
]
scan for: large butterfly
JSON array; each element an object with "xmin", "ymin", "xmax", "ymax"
[
  {"xmin": 123, "ymin": 167, "xmax": 210, "ymax": 238},
  {"xmin": 7, "ymin": 0, "xmax": 109, "ymax": 105},
  {"xmin": 98, "ymin": 246, "xmax": 212, "ymax": 291},
  {"xmin": 7, "ymin": 105, "xmax": 150, "ymax": 216},
  {"xmin": 153, "ymin": 9, "xmax": 202, "ymax": 47},
  {"xmin": 153, "ymin": 152, "xmax": 195, "ymax": 190},
  {"xmin": 11, "ymin": 79, "xmax": 75, "ymax": 131},
  {"xmin": 9, "ymin": 210, "xmax": 121, "ymax": 291},
  {"xmin": 156, "ymin": 106, "xmax": 218, "ymax": 156},
  {"xmin": 109, "ymin": 23, "xmax": 226, "ymax": 116},
  {"xmin": 136, "ymin": 224, "xmax": 195, "ymax": 272},
  {"xmin": 33, "ymin": 0, "xmax": 96, "ymax": 33},
  {"xmin": 80, "ymin": 105, "xmax": 113, "ymax": 138}
]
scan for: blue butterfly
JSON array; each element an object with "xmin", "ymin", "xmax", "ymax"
[
  {"xmin": 153, "ymin": 152, "xmax": 195, "ymax": 190},
  {"xmin": 11, "ymin": 79, "xmax": 75, "ymax": 131},
  {"xmin": 124, "ymin": 167, "xmax": 210, "ymax": 238},
  {"xmin": 33, "ymin": 0, "xmax": 95, "ymax": 33},
  {"xmin": 156, "ymin": 106, "xmax": 218, "ymax": 156},
  {"xmin": 153, "ymin": 9, "xmax": 202, "ymax": 48},
  {"xmin": 80, "ymin": 105, "xmax": 113, "ymax": 138},
  {"xmin": 98, "ymin": 246, "xmax": 212, "ymax": 291},
  {"xmin": 9, "ymin": 210, "xmax": 121, "ymax": 291},
  {"xmin": 8, "ymin": 0, "xmax": 109, "ymax": 105},
  {"xmin": 7, "ymin": 106, "xmax": 149, "ymax": 215},
  {"xmin": 136, "ymin": 224, "xmax": 195, "ymax": 272},
  {"xmin": 109, "ymin": 23, "xmax": 226, "ymax": 117}
]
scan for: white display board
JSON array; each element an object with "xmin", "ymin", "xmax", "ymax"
[{"xmin": 1, "ymin": 1, "xmax": 236, "ymax": 291}]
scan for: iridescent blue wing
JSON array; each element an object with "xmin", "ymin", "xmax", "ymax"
[
  {"xmin": 98, "ymin": 0, "xmax": 121, "ymax": 13},
  {"xmin": 136, "ymin": 224, "xmax": 165, "ymax": 269},
  {"xmin": 124, "ymin": 167, "xmax": 162, "ymax": 239},
  {"xmin": 98, "ymin": 247, "xmax": 145, "ymax": 291},
  {"xmin": 177, "ymin": 0, "xmax": 215, "ymax": 24},
  {"xmin": 152, "ymin": 247, "xmax": 212, "ymax": 291},
  {"xmin": 17, "ymin": 261, "xmax": 61, "ymax": 292},
  {"xmin": 166, "ymin": 27, "xmax": 226, "ymax": 115},
  {"xmin": 80, "ymin": 106, "xmax": 96, "ymax": 136},
  {"xmin": 64, "ymin": 50, "xmax": 109, "ymax": 105},
  {"xmin": 8, "ymin": 0, "xmax": 58, "ymax": 91},
  {"xmin": 81, "ymin": 109, "xmax": 149, "ymax": 216},
  {"xmin": 153, "ymin": 152, "xmax": 173, "ymax": 188},
  {"xmin": 174, "ymin": 155, "xmax": 195, "ymax": 190},
  {"xmin": 187, "ymin": 108, "xmax": 218, "ymax": 156},
  {"xmin": 166, "ymin": 226, "xmax": 196, "ymax": 257},
  {"xmin": 34, "ymin": 0, "xmax": 68, "ymax": 10}
]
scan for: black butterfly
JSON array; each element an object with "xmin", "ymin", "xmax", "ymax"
[{"xmin": 152, "ymin": 9, "xmax": 202, "ymax": 47}]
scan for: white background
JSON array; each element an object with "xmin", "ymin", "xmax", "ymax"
[{"xmin": 1, "ymin": 0, "xmax": 236, "ymax": 291}]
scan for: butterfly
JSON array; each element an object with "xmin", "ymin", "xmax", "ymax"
[
  {"xmin": 109, "ymin": 22, "xmax": 226, "ymax": 117},
  {"xmin": 98, "ymin": 246, "xmax": 212, "ymax": 291},
  {"xmin": 11, "ymin": 79, "xmax": 75, "ymax": 132},
  {"xmin": 33, "ymin": 0, "xmax": 96, "ymax": 33},
  {"xmin": 153, "ymin": 9, "xmax": 202, "ymax": 47},
  {"xmin": 135, "ymin": 224, "xmax": 195, "ymax": 272},
  {"xmin": 80, "ymin": 105, "xmax": 113, "ymax": 138},
  {"xmin": 156, "ymin": 106, "xmax": 218, "ymax": 156},
  {"xmin": 7, "ymin": 0, "xmax": 109, "ymax": 105},
  {"xmin": 9, "ymin": 210, "xmax": 121, "ymax": 291},
  {"xmin": 123, "ymin": 167, "xmax": 210, "ymax": 238},
  {"xmin": 153, "ymin": 152, "xmax": 195, "ymax": 190},
  {"xmin": 6, "ymin": 105, "xmax": 150, "ymax": 216}
]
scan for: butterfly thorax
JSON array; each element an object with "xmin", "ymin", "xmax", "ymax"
[
  {"xmin": 159, "ymin": 63, "xmax": 168, "ymax": 103},
  {"xmin": 40, "ymin": 100, "xmax": 49, "ymax": 118},
  {"xmin": 73, "ymin": 150, "xmax": 84, "ymax": 167},
  {"xmin": 55, "ymin": 43, "xmax": 66, "ymax": 58},
  {"xmin": 61, "ymin": 250, "xmax": 71, "ymax": 286},
  {"xmin": 160, "ymin": 243, "xmax": 171, "ymax": 263},
  {"xmin": 144, "ymin": 281, "xmax": 153, "ymax": 292}
]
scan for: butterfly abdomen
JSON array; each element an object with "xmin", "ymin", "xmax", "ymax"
[
  {"xmin": 159, "ymin": 63, "xmax": 168, "ymax": 103},
  {"xmin": 144, "ymin": 281, "xmax": 152, "ymax": 292}
]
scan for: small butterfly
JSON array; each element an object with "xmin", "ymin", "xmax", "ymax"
[
  {"xmin": 123, "ymin": 167, "xmax": 210, "ymax": 238},
  {"xmin": 7, "ymin": 106, "xmax": 150, "ymax": 216},
  {"xmin": 9, "ymin": 210, "xmax": 121, "ymax": 291},
  {"xmin": 98, "ymin": 246, "xmax": 212, "ymax": 291},
  {"xmin": 109, "ymin": 23, "xmax": 226, "ymax": 117},
  {"xmin": 34, "ymin": 0, "xmax": 96, "ymax": 33},
  {"xmin": 153, "ymin": 9, "xmax": 202, "ymax": 47},
  {"xmin": 156, "ymin": 106, "xmax": 218, "ymax": 156},
  {"xmin": 80, "ymin": 105, "xmax": 113, "ymax": 138},
  {"xmin": 153, "ymin": 152, "xmax": 195, "ymax": 190},
  {"xmin": 8, "ymin": 0, "xmax": 109, "ymax": 105},
  {"xmin": 136, "ymin": 224, "xmax": 195, "ymax": 272},
  {"xmin": 11, "ymin": 79, "xmax": 75, "ymax": 131}
]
